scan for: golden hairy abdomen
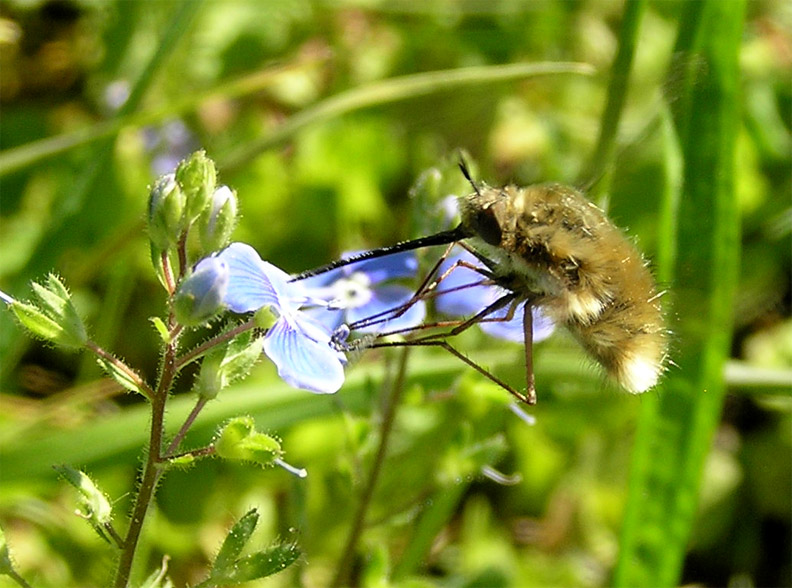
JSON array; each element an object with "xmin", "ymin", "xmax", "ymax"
[{"xmin": 509, "ymin": 184, "xmax": 667, "ymax": 392}]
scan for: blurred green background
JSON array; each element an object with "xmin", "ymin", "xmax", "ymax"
[{"xmin": 0, "ymin": 1, "xmax": 789, "ymax": 587}]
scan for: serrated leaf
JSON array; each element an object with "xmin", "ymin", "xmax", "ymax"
[
  {"xmin": 208, "ymin": 542, "xmax": 300, "ymax": 585},
  {"xmin": 213, "ymin": 509, "xmax": 259, "ymax": 573}
]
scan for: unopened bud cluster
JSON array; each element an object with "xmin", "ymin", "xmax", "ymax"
[
  {"xmin": 147, "ymin": 151, "xmax": 239, "ymax": 327},
  {"xmin": 147, "ymin": 150, "xmax": 238, "ymax": 254}
]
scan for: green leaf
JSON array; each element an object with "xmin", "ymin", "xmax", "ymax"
[
  {"xmin": 212, "ymin": 509, "xmax": 259, "ymax": 573},
  {"xmin": 150, "ymin": 316, "xmax": 171, "ymax": 344},
  {"xmin": 214, "ymin": 416, "xmax": 282, "ymax": 466},
  {"xmin": 196, "ymin": 328, "xmax": 263, "ymax": 400},
  {"xmin": 95, "ymin": 355, "xmax": 146, "ymax": 395},
  {"xmin": 10, "ymin": 274, "xmax": 87, "ymax": 349},
  {"xmin": 206, "ymin": 542, "xmax": 300, "ymax": 586},
  {"xmin": 10, "ymin": 300, "xmax": 65, "ymax": 342},
  {"xmin": 53, "ymin": 465, "xmax": 114, "ymax": 543}
]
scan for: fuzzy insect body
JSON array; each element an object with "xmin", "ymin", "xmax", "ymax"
[
  {"xmin": 292, "ymin": 168, "xmax": 668, "ymax": 400},
  {"xmin": 458, "ymin": 182, "xmax": 667, "ymax": 393}
]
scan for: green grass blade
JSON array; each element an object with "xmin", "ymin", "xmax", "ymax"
[
  {"xmin": 219, "ymin": 61, "xmax": 595, "ymax": 173},
  {"xmin": 582, "ymin": 0, "xmax": 647, "ymax": 194},
  {"xmin": 0, "ymin": 61, "xmax": 322, "ymax": 177},
  {"xmin": 614, "ymin": 1, "xmax": 746, "ymax": 586}
]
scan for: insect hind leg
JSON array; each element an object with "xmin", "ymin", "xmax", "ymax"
[
  {"xmin": 371, "ymin": 337, "xmax": 536, "ymax": 405},
  {"xmin": 365, "ymin": 292, "xmax": 540, "ymax": 405}
]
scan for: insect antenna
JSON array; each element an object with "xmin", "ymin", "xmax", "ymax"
[{"xmin": 457, "ymin": 158, "xmax": 482, "ymax": 197}]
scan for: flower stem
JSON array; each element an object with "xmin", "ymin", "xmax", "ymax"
[
  {"xmin": 331, "ymin": 347, "xmax": 411, "ymax": 588},
  {"xmin": 113, "ymin": 326, "xmax": 178, "ymax": 587},
  {"xmin": 113, "ymin": 391, "xmax": 167, "ymax": 587},
  {"xmin": 163, "ymin": 396, "xmax": 208, "ymax": 457},
  {"xmin": 164, "ymin": 445, "xmax": 215, "ymax": 462},
  {"xmin": 161, "ymin": 251, "xmax": 176, "ymax": 295},
  {"xmin": 104, "ymin": 522, "xmax": 125, "ymax": 550},
  {"xmin": 175, "ymin": 318, "xmax": 257, "ymax": 370}
]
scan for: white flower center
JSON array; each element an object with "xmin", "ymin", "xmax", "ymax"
[{"xmin": 328, "ymin": 272, "xmax": 373, "ymax": 309}]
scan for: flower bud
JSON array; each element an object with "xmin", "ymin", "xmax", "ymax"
[
  {"xmin": 214, "ymin": 416, "xmax": 282, "ymax": 466},
  {"xmin": 148, "ymin": 173, "xmax": 186, "ymax": 250},
  {"xmin": 173, "ymin": 257, "xmax": 229, "ymax": 326},
  {"xmin": 199, "ymin": 185, "xmax": 238, "ymax": 252},
  {"xmin": 175, "ymin": 150, "xmax": 217, "ymax": 222},
  {"xmin": 196, "ymin": 351, "xmax": 223, "ymax": 400}
]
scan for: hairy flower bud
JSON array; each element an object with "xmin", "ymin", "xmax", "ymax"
[
  {"xmin": 175, "ymin": 150, "xmax": 217, "ymax": 222},
  {"xmin": 199, "ymin": 185, "xmax": 238, "ymax": 252},
  {"xmin": 173, "ymin": 257, "xmax": 229, "ymax": 326},
  {"xmin": 148, "ymin": 173, "xmax": 186, "ymax": 250}
]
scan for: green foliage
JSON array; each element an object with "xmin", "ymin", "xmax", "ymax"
[
  {"xmin": 195, "ymin": 328, "xmax": 263, "ymax": 400},
  {"xmin": 0, "ymin": 1, "xmax": 788, "ymax": 587},
  {"xmin": 615, "ymin": 2, "xmax": 747, "ymax": 586},
  {"xmin": 197, "ymin": 509, "xmax": 301, "ymax": 587},
  {"xmin": 53, "ymin": 465, "xmax": 114, "ymax": 542},
  {"xmin": 9, "ymin": 274, "xmax": 87, "ymax": 349}
]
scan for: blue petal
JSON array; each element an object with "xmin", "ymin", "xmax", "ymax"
[
  {"xmin": 216, "ymin": 243, "xmax": 293, "ymax": 313},
  {"xmin": 434, "ymin": 251, "xmax": 494, "ymax": 317},
  {"xmin": 298, "ymin": 266, "xmax": 346, "ymax": 290},
  {"xmin": 348, "ymin": 284, "xmax": 426, "ymax": 333},
  {"xmin": 263, "ymin": 318, "xmax": 345, "ymax": 394},
  {"xmin": 341, "ymin": 250, "xmax": 419, "ymax": 283},
  {"xmin": 479, "ymin": 305, "xmax": 555, "ymax": 343},
  {"xmin": 529, "ymin": 306, "xmax": 555, "ymax": 342},
  {"xmin": 303, "ymin": 305, "xmax": 346, "ymax": 332}
]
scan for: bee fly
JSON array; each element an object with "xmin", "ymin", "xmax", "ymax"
[{"xmin": 292, "ymin": 162, "xmax": 668, "ymax": 403}]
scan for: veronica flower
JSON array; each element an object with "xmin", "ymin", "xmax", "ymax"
[
  {"xmin": 215, "ymin": 243, "xmax": 345, "ymax": 394},
  {"xmin": 299, "ymin": 251, "xmax": 426, "ymax": 334},
  {"xmin": 434, "ymin": 248, "xmax": 555, "ymax": 343}
]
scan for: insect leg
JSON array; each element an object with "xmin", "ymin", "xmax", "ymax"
[
  {"xmin": 522, "ymin": 302, "xmax": 537, "ymax": 404},
  {"xmin": 370, "ymin": 338, "xmax": 536, "ymax": 405},
  {"xmin": 347, "ymin": 242, "xmax": 459, "ymax": 332},
  {"xmin": 348, "ymin": 247, "xmax": 498, "ymax": 332}
]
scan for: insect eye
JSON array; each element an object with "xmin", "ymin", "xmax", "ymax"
[{"xmin": 472, "ymin": 206, "xmax": 502, "ymax": 246}]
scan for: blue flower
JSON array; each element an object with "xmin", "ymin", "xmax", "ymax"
[
  {"xmin": 215, "ymin": 243, "xmax": 345, "ymax": 394},
  {"xmin": 434, "ymin": 249, "xmax": 554, "ymax": 343},
  {"xmin": 299, "ymin": 251, "xmax": 426, "ymax": 334}
]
